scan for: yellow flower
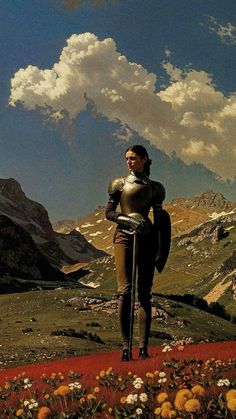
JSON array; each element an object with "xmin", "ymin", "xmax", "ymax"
[
  {"xmin": 87, "ymin": 393, "xmax": 96, "ymax": 400},
  {"xmin": 226, "ymin": 389, "xmax": 236, "ymax": 401},
  {"xmin": 191, "ymin": 385, "xmax": 205, "ymax": 396},
  {"xmin": 154, "ymin": 407, "xmax": 162, "ymax": 415},
  {"xmin": 227, "ymin": 399, "xmax": 236, "ymax": 411},
  {"xmin": 174, "ymin": 389, "xmax": 192, "ymax": 411},
  {"xmin": 120, "ymin": 396, "xmax": 127, "ymax": 404},
  {"xmin": 51, "ymin": 373, "xmax": 56, "ymax": 379},
  {"xmin": 177, "ymin": 345, "xmax": 184, "ymax": 352},
  {"xmin": 44, "ymin": 394, "xmax": 50, "ymax": 400},
  {"xmin": 184, "ymin": 398, "xmax": 201, "ymax": 413},
  {"xmin": 59, "ymin": 375, "xmax": 64, "ymax": 381},
  {"xmin": 37, "ymin": 407, "xmax": 51, "ymax": 419},
  {"xmin": 146, "ymin": 372, "xmax": 154, "ymax": 378},
  {"xmin": 106, "ymin": 367, "xmax": 112, "ymax": 375},
  {"xmin": 128, "ymin": 371, "xmax": 132, "ymax": 375},
  {"xmin": 54, "ymin": 385, "xmax": 70, "ymax": 396},
  {"xmin": 99, "ymin": 370, "xmax": 106, "ymax": 378},
  {"xmin": 16, "ymin": 409, "xmax": 24, "ymax": 417},
  {"xmin": 93, "ymin": 386, "xmax": 100, "ymax": 393},
  {"xmin": 157, "ymin": 392, "xmax": 169, "ymax": 404},
  {"xmin": 161, "ymin": 402, "xmax": 172, "ymax": 418},
  {"xmin": 154, "ymin": 370, "xmax": 159, "ymax": 376}
]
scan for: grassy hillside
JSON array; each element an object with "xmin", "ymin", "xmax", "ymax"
[{"xmin": 0, "ymin": 288, "xmax": 235, "ymax": 368}]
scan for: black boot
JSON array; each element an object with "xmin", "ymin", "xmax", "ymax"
[
  {"xmin": 121, "ymin": 349, "xmax": 131, "ymax": 361},
  {"xmin": 139, "ymin": 347, "xmax": 149, "ymax": 359}
]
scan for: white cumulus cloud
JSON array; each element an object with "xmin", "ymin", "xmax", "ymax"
[
  {"xmin": 208, "ymin": 16, "xmax": 236, "ymax": 44},
  {"xmin": 9, "ymin": 32, "xmax": 236, "ymax": 179}
]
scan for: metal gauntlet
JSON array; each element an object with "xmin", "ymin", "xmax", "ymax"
[{"xmin": 117, "ymin": 215, "xmax": 144, "ymax": 234}]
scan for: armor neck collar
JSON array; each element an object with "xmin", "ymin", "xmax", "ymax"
[{"xmin": 127, "ymin": 171, "xmax": 149, "ymax": 184}]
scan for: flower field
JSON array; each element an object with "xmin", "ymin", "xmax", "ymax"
[{"xmin": 0, "ymin": 341, "xmax": 235, "ymax": 418}]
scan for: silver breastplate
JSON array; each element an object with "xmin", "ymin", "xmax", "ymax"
[{"xmin": 120, "ymin": 173, "xmax": 153, "ymax": 218}]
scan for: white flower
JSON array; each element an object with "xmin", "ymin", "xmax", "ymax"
[
  {"xmin": 23, "ymin": 400, "xmax": 30, "ymax": 406},
  {"xmin": 158, "ymin": 377, "xmax": 167, "ymax": 384},
  {"xmin": 139, "ymin": 392, "xmax": 148, "ymax": 402},
  {"xmin": 159, "ymin": 371, "xmax": 166, "ymax": 378},
  {"xmin": 133, "ymin": 377, "xmax": 144, "ymax": 389},
  {"xmin": 23, "ymin": 378, "xmax": 32, "ymax": 389},
  {"xmin": 162, "ymin": 345, "xmax": 172, "ymax": 352},
  {"xmin": 69, "ymin": 382, "xmax": 82, "ymax": 390},
  {"xmin": 217, "ymin": 378, "xmax": 230, "ymax": 387},
  {"xmin": 136, "ymin": 408, "xmax": 143, "ymax": 415},
  {"xmin": 126, "ymin": 393, "xmax": 138, "ymax": 404}
]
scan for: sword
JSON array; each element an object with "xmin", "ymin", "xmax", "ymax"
[{"xmin": 128, "ymin": 231, "xmax": 138, "ymax": 360}]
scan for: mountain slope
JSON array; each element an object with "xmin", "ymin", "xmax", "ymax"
[
  {"xmin": 0, "ymin": 178, "xmax": 106, "ymax": 269},
  {"xmin": 61, "ymin": 191, "xmax": 236, "ymax": 316}
]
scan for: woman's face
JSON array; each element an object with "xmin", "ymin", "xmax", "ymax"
[{"xmin": 125, "ymin": 150, "xmax": 147, "ymax": 173}]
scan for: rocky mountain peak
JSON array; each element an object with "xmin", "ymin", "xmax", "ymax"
[
  {"xmin": 190, "ymin": 190, "xmax": 234, "ymax": 211},
  {"xmin": 0, "ymin": 178, "xmax": 25, "ymax": 201}
]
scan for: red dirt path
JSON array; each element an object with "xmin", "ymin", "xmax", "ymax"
[{"xmin": 1, "ymin": 341, "xmax": 236, "ymax": 386}]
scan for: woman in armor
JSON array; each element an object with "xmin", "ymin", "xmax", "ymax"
[{"xmin": 106, "ymin": 144, "xmax": 168, "ymax": 361}]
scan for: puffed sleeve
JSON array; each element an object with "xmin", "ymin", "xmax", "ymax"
[{"xmin": 105, "ymin": 177, "xmax": 124, "ymax": 223}]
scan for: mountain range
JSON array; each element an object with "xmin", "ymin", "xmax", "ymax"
[{"xmin": 0, "ymin": 177, "xmax": 235, "ymax": 318}]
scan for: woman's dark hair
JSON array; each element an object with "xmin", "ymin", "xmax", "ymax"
[{"xmin": 125, "ymin": 144, "xmax": 152, "ymax": 176}]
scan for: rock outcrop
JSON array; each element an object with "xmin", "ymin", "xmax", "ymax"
[{"xmin": 0, "ymin": 215, "xmax": 64, "ymax": 285}]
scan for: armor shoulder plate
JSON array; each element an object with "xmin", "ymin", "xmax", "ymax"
[
  {"xmin": 108, "ymin": 177, "xmax": 125, "ymax": 194},
  {"xmin": 151, "ymin": 180, "xmax": 166, "ymax": 204}
]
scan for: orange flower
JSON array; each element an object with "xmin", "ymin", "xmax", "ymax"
[
  {"xmin": 37, "ymin": 406, "xmax": 51, "ymax": 419},
  {"xmin": 93, "ymin": 386, "xmax": 100, "ymax": 393},
  {"xmin": 177, "ymin": 345, "xmax": 184, "ymax": 352},
  {"xmin": 146, "ymin": 372, "xmax": 154, "ymax": 378},
  {"xmin": 161, "ymin": 401, "xmax": 173, "ymax": 418},
  {"xmin": 87, "ymin": 393, "xmax": 96, "ymax": 400},
  {"xmin": 54, "ymin": 385, "xmax": 70, "ymax": 396},
  {"xmin": 16, "ymin": 409, "xmax": 24, "ymax": 417},
  {"xmin": 227, "ymin": 399, "xmax": 236, "ymax": 411},
  {"xmin": 106, "ymin": 367, "xmax": 112, "ymax": 375},
  {"xmin": 184, "ymin": 398, "xmax": 201, "ymax": 413},
  {"xmin": 174, "ymin": 389, "xmax": 192, "ymax": 411},
  {"xmin": 44, "ymin": 394, "xmax": 50, "ymax": 400},
  {"xmin": 120, "ymin": 396, "xmax": 127, "ymax": 404},
  {"xmin": 79, "ymin": 397, "xmax": 86, "ymax": 404},
  {"xmin": 157, "ymin": 392, "xmax": 169, "ymax": 404},
  {"xmin": 191, "ymin": 385, "xmax": 205, "ymax": 396},
  {"xmin": 99, "ymin": 370, "xmax": 106, "ymax": 378},
  {"xmin": 154, "ymin": 407, "xmax": 162, "ymax": 415},
  {"xmin": 226, "ymin": 389, "xmax": 236, "ymax": 401}
]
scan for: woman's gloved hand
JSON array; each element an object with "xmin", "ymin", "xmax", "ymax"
[{"xmin": 117, "ymin": 215, "xmax": 145, "ymax": 234}]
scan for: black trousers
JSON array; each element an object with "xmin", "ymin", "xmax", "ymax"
[{"xmin": 114, "ymin": 228, "xmax": 156, "ymax": 348}]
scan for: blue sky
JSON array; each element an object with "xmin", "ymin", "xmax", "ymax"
[{"xmin": 1, "ymin": 0, "xmax": 236, "ymax": 220}]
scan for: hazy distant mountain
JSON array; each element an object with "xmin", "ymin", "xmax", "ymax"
[{"xmin": 0, "ymin": 178, "xmax": 106, "ymax": 274}]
